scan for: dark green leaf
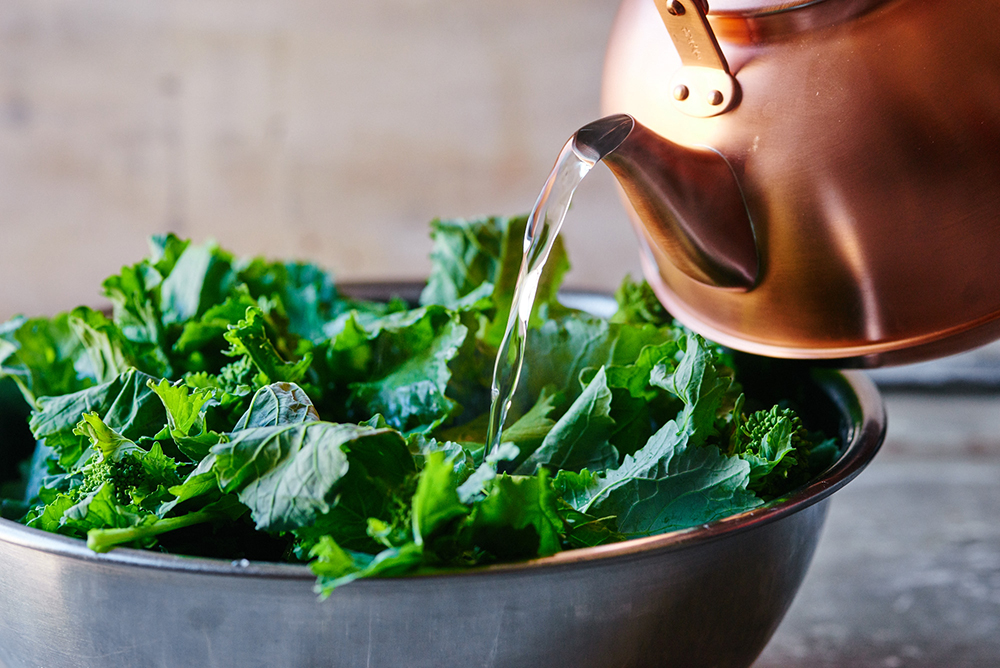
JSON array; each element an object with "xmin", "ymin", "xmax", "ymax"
[
  {"xmin": 0, "ymin": 314, "xmax": 96, "ymax": 407},
  {"xmin": 212, "ymin": 422, "xmax": 411, "ymax": 533},
  {"xmin": 589, "ymin": 443, "xmax": 760, "ymax": 537},
  {"xmin": 418, "ymin": 215, "xmax": 570, "ymax": 346},
  {"xmin": 516, "ymin": 367, "xmax": 616, "ymax": 474},
  {"xmin": 340, "ymin": 307, "xmax": 469, "ymax": 433},
  {"xmin": 159, "ymin": 241, "xmax": 236, "ymax": 325},
  {"xmin": 234, "ymin": 382, "xmax": 320, "ymax": 430},
  {"xmin": 223, "ymin": 306, "xmax": 311, "ymax": 384},
  {"xmin": 522, "ymin": 316, "xmax": 672, "ymax": 404},
  {"xmin": 29, "ymin": 368, "xmax": 167, "ymax": 470},
  {"xmin": 411, "ymin": 451, "xmax": 468, "ymax": 546},
  {"xmin": 498, "ymin": 385, "xmax": 564, "ymax": 461},
  {"xmin": 236, "ymin": 259, "xmax": 340, "ymax": 343},
  {"xmin": 472, "ymin": 471, "xmax": 563, "ymax": 559}
]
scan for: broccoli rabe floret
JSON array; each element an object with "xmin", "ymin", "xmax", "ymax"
[
  {"xmin": 79, "ymin": 452, "xmax": 144, "ymax": 505},
  {"xmin": 730, "ymin": 405, "xmax": 838, "ymax": 500},
  {"xmin": 734, "ymin": 405, "xmax": 806, "ymax": 454}
]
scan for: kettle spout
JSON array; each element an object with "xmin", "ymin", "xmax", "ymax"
[{"xmin": 574, "ymin": 114, "xmax": 758, "ymax": 291}]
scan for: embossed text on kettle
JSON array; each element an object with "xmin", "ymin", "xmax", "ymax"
[{"xmin": 681, "ymin": 27, "xmax": 702, "ymax": 61}]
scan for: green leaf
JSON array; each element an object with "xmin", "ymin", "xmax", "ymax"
[
  {"xmin": 147, "ymin": 233, "xmax": 190, "ymax": 277},
  {"xmin": 165, "ymin": 454, "xmax": 220, "ymax": 506},
  {"xmin": 235, "ymin": 259, "xmax": 341, "ymax": 344},
  {"xmin": 148, "ymin": 379, "xmax": 215, "ymax": 436},
  {"xmin": 482, "ymin": 215, "xmax": 571, "ymax": 346},
  {"xmin": 298, "ymin": 467, "xmax": 394, "ymax": 553},
  {"xmin": 589, "ymin": 340, "xmax": 681, "ymax": 403},
  {"xmin": 551, "ymin": 469, "xmax": 601, "ymax": 512},
  {"xmin": 420, "ymin": 216, "xmax": 506, "ymax": 309},
  {"xmin": 101, "ymin": 259, "xmax": 169, "ymax": 372},
  {"xmin": 522, "ymin": 316, "xmax": 672, "ymax": 404},
  {"xmin": 87, "ymin": 495, "xmax": 246, "ymax": 553},
  {"xmin": 498, "ymin": 385, "xmax": 564, "ymax": 460},
  {"xmin": 297, "ymin": 418, "xmax": 418, "ymax": 553},
  {"xmin": 67, "ymin": 413, "xmax": 183, "ymax": 513},
  {"xmin": 339, "ymin": 306, "xmax": 469, "ymax": 434},
  {"xmin": 72, "ymin": 412, "xmax": 141, "ymax": 461},
  {"xmin": 275, "ymin": 262, "xmax": 340, "ymax": 343},
  {"xmin": 411, "ymin": 451, "xmax": 468, "ymax": 546},
  {"xmin": 212, "ymin": 422, "xmax": 351, "ymax": 531},
  {"xmin": 555, "ymin": 333, "xmax": 762, "ymax": 537},
  {"xmin": 579, "ymin": 340, "xmax": 683, "ymax": 457},
  {"xmin": 312, "ymin": 540, "xmax": 424, "ymax": 597},
  {"xmin": 24, "ymin": 493, "xmax": 78, "ymax": 534},
  {"xmin": 174, "ymin": 290, "xmax": 258, "ymax": 356},
  {"xmin": 29, "ymin": 368, "xmax": 167, "ymax": 470},
  {"xmin": 472, "ymin": 471, "xmax": 563, "ymax": 559},
  {"xmin": 559, "ymin": 410, "xmax": 761, "ymax": 538},
  {"xmin": 308, "ymin": 535, "xmax": 361, "ymax": 579},
  {"xmin": 62, "ymin": 483, "xmax": 146, "ymax": 534},
  {"xmin": 558, "ymin": 504, "xmax": 623, "ymax": 549},
  {"xmin": 730, "ymin": 405, "xmax": 840, "ymax": 500},
  {"xmin": 590, "ymin": 442, "xmax": 760, "ymax": 537},
  {"xmin": 0, "ymin": 314, "xmax": 96, "ymax": 407},
  {"xmin": 455, "ymin": 442, "xmax": 520, "ymax": 504},
  {"xmin": 569, "ymin": 421, "xmax": 690, "ymax": 512},
  {"xmin": 147, "ymin": 378, "xmax": 223, "ymax": 460},
  {"xmin": 650, "ymin": 334, "xmax": 733, "ymax": 447},
  {"xmin": 159, "ymin": 241, "xmax": 236, "ymax": 325},
  {"xmin": 405, "ymin": 433, "xmax": 473, "ymax": 477},
  {"xmin": 138, "ymin": 441, "xmax": 183, "ymax": 490},
  {"xmin": 234, "ymin": 382, "xmax": 320, "ymax": 430},
  {"xmin": 418, "ymin": 215, "xmax": 570, "ymax": 346},
  {"xmin": 740, "ymin": 418, "xmax": 796, "ymax": 488},
  {"xmin": 212, "ymin": 422, "xmax": 411, "ymax": 534},
  {"xmin": 223, "ymin": 306, "xmax": 311, "ymax": 384},
  {"xmin": 609, "ymin": 276, "xmax": 671, "ymax": 327},
  {"xmin": 71, "ymin": 305, "xmax": 172, "ymax": 381},
  {"xmin": 516, "ymin": 367, "xmax": 617, "ymax": 474}
]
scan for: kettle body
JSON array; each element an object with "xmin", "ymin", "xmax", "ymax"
[{"xmin": 601, "ymin": 0, "xmax": 1000, "ymax": 366}]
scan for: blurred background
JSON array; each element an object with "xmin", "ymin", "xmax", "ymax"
[{"xmin": 0, "ymin": 0, "xmax": 640, "ymax": 322}]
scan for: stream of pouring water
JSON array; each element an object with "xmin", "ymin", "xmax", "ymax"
[{"xmin": 484, "ymin": 115, "xmax": 633, "ymax": 460}]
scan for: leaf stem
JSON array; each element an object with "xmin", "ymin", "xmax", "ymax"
[{"xmin": 87, "ymin": 508, "xmax": 215, "ymax": 553}]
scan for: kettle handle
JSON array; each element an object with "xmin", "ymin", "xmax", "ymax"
[{"xmin": 655, "ymin": 0, "xmax": 740, "ymax": 117}]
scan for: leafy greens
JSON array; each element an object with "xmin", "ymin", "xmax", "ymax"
[{"xmin": 0, "ymin": 219, "xmax": 838, "ymax": 597}]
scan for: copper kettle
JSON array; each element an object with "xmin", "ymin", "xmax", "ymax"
[{"xmin": 587, "ymin": 0, "xmax": 1000, "ymax": 366}]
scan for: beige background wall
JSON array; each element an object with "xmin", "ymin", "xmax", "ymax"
[{"xmin": 0, "ymin": 0, "xmax": 641, "ymax": 321}]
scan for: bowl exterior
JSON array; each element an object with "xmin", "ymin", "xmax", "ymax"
[{"xmin": 0, "ymin": 499, "xmax": 828, "ymax": 668}]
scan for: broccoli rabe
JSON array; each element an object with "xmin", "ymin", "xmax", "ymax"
[
  {"xmin": 730, "ymin": 404, "xmax": 837, "ymax": 500},
  {"xmin": 735, "ymin": 405, "xmax": 806, "ymax": 451},
  {"xmin": 0, "ymin": 221, "xmax": 842, "ymax": 594},
  {"xmin": 79, "ymin": 451, "xmax": 144, "ymax": 505}
]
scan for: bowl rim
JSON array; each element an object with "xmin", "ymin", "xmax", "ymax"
[{"xmin": 0, "ymin": 367, "xmax": 885, "ymax": 582}]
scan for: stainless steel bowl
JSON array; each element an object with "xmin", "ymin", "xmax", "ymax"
[{"xmin": 0, "ymin": 289, "xmax": 886, "ymax": 668}]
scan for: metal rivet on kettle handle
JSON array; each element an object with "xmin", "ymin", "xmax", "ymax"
[{"xmin": 656, "ymin": 0, "xmax": 739, "ymax": 117}]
